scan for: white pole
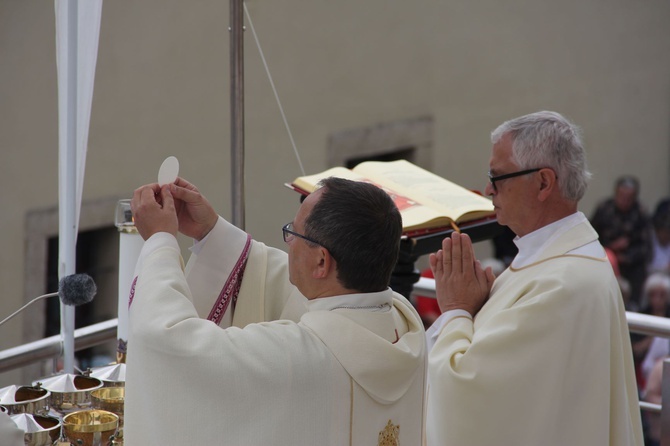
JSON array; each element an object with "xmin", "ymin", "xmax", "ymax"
[{"xmin": 58, "ymin": 0, "xmax": 78, "ymax": 375}]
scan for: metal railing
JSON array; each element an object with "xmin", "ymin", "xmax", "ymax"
[
  {"xmin": 3, "ymin": 282, "xmax": 670, "ymax": 375},
  {"xmin": 1, "ymin": 280, "xmax": 670, "ymax": 441},
  {"xmin": 0, "ymin": 318, "xmax": 118, "ymax": 374}
]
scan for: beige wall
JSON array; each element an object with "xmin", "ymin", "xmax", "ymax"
[{"xmin": 1, "ymin": 0, "xmax": 669, "ymax": 386}]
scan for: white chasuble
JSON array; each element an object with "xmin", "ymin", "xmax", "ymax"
[
  {"xmin": 427, "ymin": 219, "xmax": 643, "ymax": 446},
  {"xmin": 184, "ymin": 217, "xmax": 308, "ymax": 327},
  {"xmin": 125, "ymin": 223, "xmax": 427, "ymax": 445}
]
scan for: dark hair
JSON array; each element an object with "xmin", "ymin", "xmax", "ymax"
[
  {"xmin": 653, "ymin": 198, "xmax": 670, "ymax": 230},
  {"xmin": 304, "ymin": 177, "xmax": 402, "ymax": 292}
]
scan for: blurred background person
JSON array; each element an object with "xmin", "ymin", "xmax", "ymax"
[
  {"xmin": 618, "ymin": 276, "xmax": 638, "ymax": 313},
  {"xmin": 591, "ymin": 175, "xmax": 653, "ymax": 307},
  {"xmin": 648, "ymin": 198, "xmax": 670, "ymax": 275},
  {"xmin": 642, "ymin": 355, "xmax": 666, "ymax": 446},
  {"xmin": 631, "ymin": 273, "xmax": 670, "ymax": 391}
]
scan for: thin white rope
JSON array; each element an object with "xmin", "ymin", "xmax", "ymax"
[{"xmin": 243, "ymin": 2, "xmax": 306, "ymax": 176}]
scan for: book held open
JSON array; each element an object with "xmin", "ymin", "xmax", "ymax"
[{"xmin": 285, "ymin": 159, "xmax": 495, "ymax": 236}]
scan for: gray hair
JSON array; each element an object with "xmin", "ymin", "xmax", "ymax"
[
  {"xmin": 644, "ymin": 272, "xmax": 670, "ymax": 296},
  {"xmin": 641, "ymin": 272, "xmax": 670, "ymax": 310},
  {"xmin": 491, "ymin": 111, "xmax": 592, "ymax": 201}
]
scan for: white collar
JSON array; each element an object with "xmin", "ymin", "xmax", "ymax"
[
  {"xmin": 511, "ymin": 212, "xmax": 587, "ymax": 268},
  {"xmin": 306, "ymin": 288, "xmax": 393, "ymax": 312}
]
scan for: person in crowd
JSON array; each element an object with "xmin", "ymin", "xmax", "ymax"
[
  {"xmin": 637, "ymin": 273, "xmax": 670, "ymax": 381},
  {"xmin": 638, "ymin": 250, "xmax": 670, "ymax": 446},
  {"xmin": 642, "ymin": 354, "xmax": 666, "ymax": 446},
  {"xmin": 630, "ymin": 273, "xmax": 670, "ymax": 393},
  {"xmin": 425, "ymin": 111, "xmax": 643, "ymax": 446},
  {"xmin": 618, "ymin": 276, "xmax": 636, "ymax": 311},
  {"xmin": 591, "ymin": 175, "xmax": 653, "ymax": 306},
  {"xmin": 124, "ymin": 176, "xmax": 427, "ymax": 445},
  {"xmin": 649, "ymin": 198, "xmax": 670, "ymax": 275}
]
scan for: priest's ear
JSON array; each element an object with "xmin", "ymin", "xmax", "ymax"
[
  {"xmin": 312, "ymin": 246, "xmax": 336, "ymax": 280},
  {"xmin": 537, "ymin": 168, "xmax": 558, "ymax": 201}
]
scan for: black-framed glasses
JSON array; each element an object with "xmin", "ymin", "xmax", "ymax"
[
  {"xmin": 282, "ymin": 222, "xmax": 323, "ymax": 246},
  {"xmin": 487, "ymin": 168, "xmax": 542, "ymax": 192}
]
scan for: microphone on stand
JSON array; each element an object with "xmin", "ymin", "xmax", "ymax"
[{"xmin": 0, "ymin": 274, "xmax": 97, "ymax": 328}]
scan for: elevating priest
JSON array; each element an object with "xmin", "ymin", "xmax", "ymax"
[{"xmin": 124, "ymin": 176, "xmax": 427, "ymax": 445}]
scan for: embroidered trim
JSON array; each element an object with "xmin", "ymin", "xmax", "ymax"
[
  {"xmin": 127, "ymin": 276, "xmax": 138, "ymax": 308},
  {"xmin": 207, "ymin": 234, "xmax": 252, "ymax": 324}
]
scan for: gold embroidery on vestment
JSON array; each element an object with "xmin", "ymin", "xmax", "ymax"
[{"xmin": 378, "ymin": 420, "xmax": 399, "ymax": 446}]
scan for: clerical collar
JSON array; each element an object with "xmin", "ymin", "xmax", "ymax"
[
  {"xmin": 306, "ymin": 288, "xmax": 393, "ymax": 312},
  {"xmin": 512, "ymin": 212, "xmax": 587, "ymax": 268}
]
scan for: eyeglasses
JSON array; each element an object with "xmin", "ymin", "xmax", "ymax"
[
  {"xmin": 282, "ymin": 222, "xmax": 323, "ymax": 246},
  {"xmin": 487, "ymin": 168, "xmax": 542, "ymax": 192}
]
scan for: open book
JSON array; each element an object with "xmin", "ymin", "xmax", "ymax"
[{"xmin": 285, "ymin": 159, "xmax": 495, "ymax": 236}]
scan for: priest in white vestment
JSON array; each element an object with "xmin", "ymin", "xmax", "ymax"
[
  {"xmin": 124, "ymin": 176, "xmax": 427, "ymax": 445},
  {"xmin": 426, "ymin": 111, "xmax": 644, "ymax": 446}
]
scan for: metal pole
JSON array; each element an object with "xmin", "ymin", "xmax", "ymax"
[
  {"xmin": 230, "ymin": 0, "xmax": 245, "ymax": 229},
  {"xmin": 59, "ymin": 0, "xmax": 78, "ymax": 375}
]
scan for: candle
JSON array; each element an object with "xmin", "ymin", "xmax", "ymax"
[{"xmin": 115, "ymin": 199, "xmax": 143, "ymax": 363}]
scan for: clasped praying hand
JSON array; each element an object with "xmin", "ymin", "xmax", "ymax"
[{"xmin": 429, "ymin": 231, "xmax": 496, "ymax": 316}]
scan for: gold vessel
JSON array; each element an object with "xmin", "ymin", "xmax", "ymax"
[
  {"xmin": 62, "ymin": 409, "xmax": 119, "ymax": 446},
  {"xmin": 90, "ymin": 387, "xmax": 124, "ymax": 443}
]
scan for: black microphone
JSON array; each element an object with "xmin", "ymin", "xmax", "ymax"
[
  {"xmin": 0, "ymin": 274, "xmax": 97, "ymax": 327},
  {"xmin": 57, "ymin": 273, "xmax": 97, "ymax": 306}
]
